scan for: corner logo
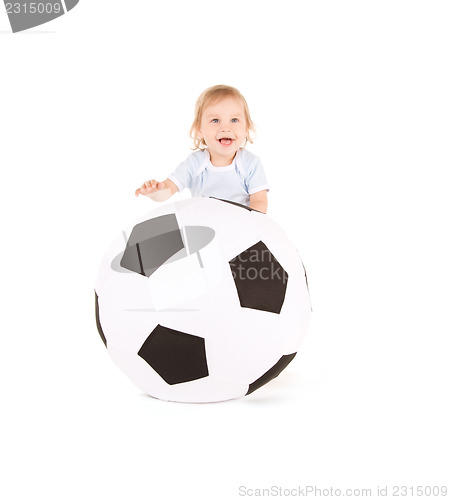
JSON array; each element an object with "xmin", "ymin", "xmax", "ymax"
[{"xmin": 4, "ymin": 0, "xmax": 79, "ymax": 33}]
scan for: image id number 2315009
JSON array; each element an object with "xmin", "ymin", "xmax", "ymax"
[
  {"xmin": 5, "ymin": 2, "xmax": 62, "ymax": 14},
  {"xmin": 391, "ymin": 485, "xmax": 447, "ymax": 496}
]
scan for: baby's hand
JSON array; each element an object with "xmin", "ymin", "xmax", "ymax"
[
  {"xmin": 135, "ymin": 179, "xmax": 168, "ymax": 196},
  {"xmin": 135, "ymin": 179, "xmax": 160, "ymax": 197},
  {"xmin": 135, "ymin": 180, "xmax": 172, "ymax": 202}
]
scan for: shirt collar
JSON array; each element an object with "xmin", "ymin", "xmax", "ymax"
[{"xmin": 196, "ymin": 149, "xmax": 244, "ymax": 177}]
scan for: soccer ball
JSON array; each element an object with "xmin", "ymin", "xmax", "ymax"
[{"xmin": 95, "ymin": 197, "xmax": 311, "ymax": 403}]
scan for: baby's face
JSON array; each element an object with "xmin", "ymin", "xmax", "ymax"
[{"xmin": 198, "ymin": 97, "xmax": 248, "ymax": 166}]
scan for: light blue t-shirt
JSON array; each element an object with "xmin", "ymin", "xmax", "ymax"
[{"xmin": 168, "ymin": 148, "xmax": 269, "ymax": 207}]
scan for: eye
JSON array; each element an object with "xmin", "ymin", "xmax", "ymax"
[
  {"xmin": 211, "ymin": 118, "xmax": 219, "ymax": 123},
  {"xmin": 231, "ymin": 118, "xmax": 239, "ymax": 123}
]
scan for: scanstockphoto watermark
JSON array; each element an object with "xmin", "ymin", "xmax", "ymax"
[
  {"xmin": 230, "ymin": 261, "xmax": 288, "ymax": 284},
  {"xmin": 239, "ymin": 486, "xmax": 372, "ymax": 497},
  {"xmin": 238, "ymin": 485, "xmax": 448, "ymax": 497},
  {"xmin": 229, "ymin": 246, "xmax": 288, "ymax": 284}
]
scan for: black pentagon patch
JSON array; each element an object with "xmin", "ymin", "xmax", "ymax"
[
  {"xmin": 229, "ymin": 241, "xmax": 288, "ymax": 314},
  {"xmin": 120, "ymin": 214, "xmax": 184, "ymax": 278},
  {"xmin": 246, "ymin": 353, "xmax": 297, "ymax": 395},
  {"xmin": 94, "ymin": 291, "xmax": 107, "ymax": 348},
  {"xmin": 138, "ymin": 325, "xmax": 209, "ymax": 385}
]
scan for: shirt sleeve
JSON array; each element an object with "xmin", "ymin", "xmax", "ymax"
[
  {"xmin": 244, "ymin": 153, "xmax": 270, "ymax": 195},
  {"xmin": 167, "ymin": 154, "xmax": 196, "ymax": 192}
]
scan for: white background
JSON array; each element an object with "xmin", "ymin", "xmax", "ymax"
[{"xmin": 1, "ymin": 1, "xmax": 448, "ymax": 498}]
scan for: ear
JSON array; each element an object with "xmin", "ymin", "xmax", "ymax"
[{"xmin": 243, "ymin": 126, "xmax": 250, "ymax": 145}]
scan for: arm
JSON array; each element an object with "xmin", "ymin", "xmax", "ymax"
[
  {"xmin": 135, "ymin": 178, "xmax": 179, "ymax": 202},
  {"xmin": 249, "ymin": 190, "xmax": 268, "ymax": 214}
]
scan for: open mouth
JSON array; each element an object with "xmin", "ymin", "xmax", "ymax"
[{"xmin": 219, "ymin": 138, "xmax": 234, "ymax": 145}]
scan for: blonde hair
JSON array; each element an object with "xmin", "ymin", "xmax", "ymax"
[{"xmin": 190, "ymin": 84, "xmax": 256, "ymax": 150}]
